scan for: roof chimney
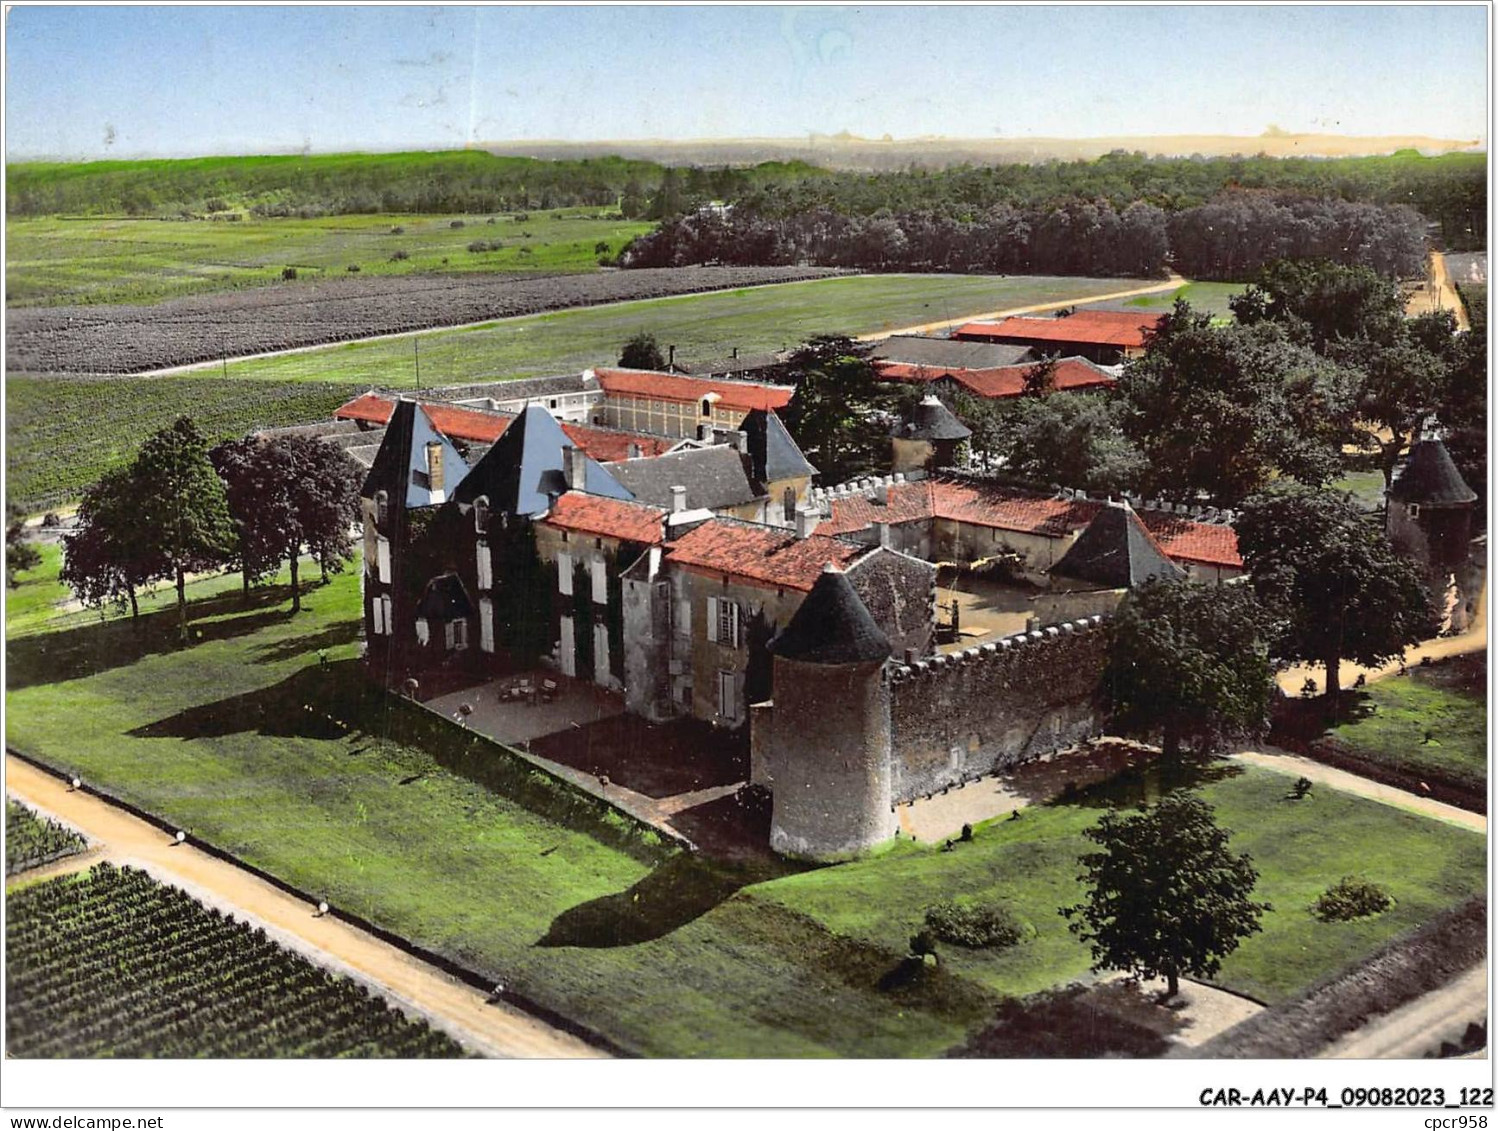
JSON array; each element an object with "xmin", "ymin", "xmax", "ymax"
[
  {"xmin": 730, "ymin": 430, "xmax": 748, "ymax": 453},
  {"xmin": 668, "ymin": 344, "xmax": 677, "ymax": 371},
  {"xmin": 564, "ymin": 444, "xmax": 588, "ymax": 490},
  {"xmin": 698, "ymin": 423, "xmax": 715, "ymax": 442},
  {"xmin": 670, "ymin": 485, "xmax": 688, "ymax": 514},
  {"xmin": 627, "ymin": 442, "xmax": 643, "ymax": 459},
  {"xmin": 794, "ymin": 507, "xmax": 818, "ymax": 540},
  {"xmin": 873, "ymin": 520, "xmax": 891, "ymax": 549}
]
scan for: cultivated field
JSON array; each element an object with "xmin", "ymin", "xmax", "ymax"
[
  {"xmin": 6, "ymin": 554, "xmax": 1485, "ymax": 1056},
  {"xmin": 6, "ymin": 798, "xmax": 86, "ymax": 876},
  {"xmin": 5, "ymin": 209, "xmax": 654, "ymax": 308},
  {"xmin": 5, "ymin": 862, "xmax": 466, "ymax": 1057},
  {"xmin": 6, "ymin": 265, "xmax": 848, "ymax": 373}
]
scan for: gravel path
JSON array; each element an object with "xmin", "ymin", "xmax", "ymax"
[{"xmin": 4, "ymin": 754, "xmax": 605, "ymax": 1059}]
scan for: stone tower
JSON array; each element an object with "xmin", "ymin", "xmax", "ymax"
[
  {"xmin": 764, "ymin": 562, "xmax": 896, "ymax": 859},
  {"xmin": 1387, "ymin": 437, "xmax": 1479, "ymax": 631},
  {"xmin": 890, "ymin": 394, "xmax": 971, "ymax": 473}
]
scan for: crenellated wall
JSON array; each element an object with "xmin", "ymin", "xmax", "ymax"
[{"xmin": 884, "ymin": 615, "xmax": 1109, "ymax": 802}]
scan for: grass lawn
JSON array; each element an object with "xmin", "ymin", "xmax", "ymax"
[
  {"xmin": 206, "ymin": 273, "xmax": 1160, "ymax": 387},
  {"xmin": 5, "ymin": 210, "xmax": 653, "ymax": 307},
  {"xmin": 1324, "ymin": 653, "xmax": 1487, "ymax": 796},
  {"xmin": 1330, "ymin": 468, "xmax": 1387, "ymax": 512},
  {"xmin": 1120, "ymin": 281, "xmax": 1246, "ymax": 320},
  {"xmin": 8, "ymin": 550, "xmax": 1482, "ymax": 1053}
]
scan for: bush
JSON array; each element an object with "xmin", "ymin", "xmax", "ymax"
[
  {"xmin": 41, "ymin": 512, "xmax": 61, "ymax": 528},
  {"xmin": 389, "ymin": 250, "xmax": 409, "ymax": 262},
  {"xmin": 923, "ymin": 900, "xmax": 1025, "ymax": 949},
  {"xmin": 1311, "ymin": 876, "xmax": 1393, "ymax": 922},
  {"xmin": 450, "ymin": 220, "xmax": 465, "ymax": 229},
  {"xmin": 389, "ymin": 226, "xmax": 405, "ymax": 235},
  {"xmin": 346, "ymin": 264, "xmax": 360, "ymax": 273},
  {"xmin": 281, "ymin": 267, "xmax": 298, "ymax": 281}
]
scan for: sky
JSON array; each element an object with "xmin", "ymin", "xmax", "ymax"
[{"xmin": 3, "ymin": 4, "xmax": 1489, "ymax": 160}]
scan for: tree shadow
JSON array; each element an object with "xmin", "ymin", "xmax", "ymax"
[
  {"xmin": 534, "ymin": 854, "xmax": 753, "ymax": 948},
  {"xmin": 126, "ymin": 660, "xmax": 368, "ymax": 742},
  {"xmin": 6, "ymin": 587, "xmax": 299, "ymax": 692},
  {"xmin": 950, "ymin": 983, "xmax": 1173, "ymax": 1059},
  {"xmin": 1056, "ymin": 755, "xmax": 1245, "ymax": 810},
  {"xmin": 253, "ymin": 621, "xmax": 363, "ymax": 666}
]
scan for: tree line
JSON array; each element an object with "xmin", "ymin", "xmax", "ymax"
[
  {"xmin": 618, "ymin": 193, "xmax": 1428, "ymax": 280},
  {"xmin": 57, "ymin": 418, "xmax": 363, "ymax": 641}
]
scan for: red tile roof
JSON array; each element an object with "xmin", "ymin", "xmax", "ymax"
[
  {"xmin": 540, "ymin": 492, "xmax": 666, "ymax": 545},
  {"xmin": 874, "ymin": 358, "xmax": 1117, "ymax": 399},
  {"xmin": 818, "ymin": 478, "xmax": 1242, "ymax": 569},
  {"xmin": 664, "ymin": 520, "xmax": 863, "ymax": 592},
  {"xmin": 333, "ymin": 394, "xmax": 671, "ymax": 462},
  {"xmin": 594, "ymin": 368, "xmax": 794, "ymax": 413},
  {"xmin": 955, "ymin": 309, "xmax": 1162, "ymax": 349}
]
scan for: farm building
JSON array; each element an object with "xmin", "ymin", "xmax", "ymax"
[
  {"xmin": 953, "ymin": 309, "xmax": 1165, "ymax": 364},
  {"xmin": 874, "ymin": 356, "xmax": 1118, "ymax": 400},
  {"xmin": 590, "ymin": 367, "xmax": 794, "ymax": 439}
]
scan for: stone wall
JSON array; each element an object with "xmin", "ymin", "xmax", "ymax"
[
  {"xmin": 846, "ymin": 548, "xmax": 937, "ymax": 659},
  {"xmin": 885, "ymin": 616, "xmax": 1109, "ymax": 802}
]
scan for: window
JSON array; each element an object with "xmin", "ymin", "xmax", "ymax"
[
  {"xmin": 479, "ymin": 597, "xmax": 495, "ymax": 653},
  {"xmin": 1408, "ymin": 503, "xmax": 1421, "ymax": 518},
  {"xmin": 558, "ymin": 615, "xmax": 576, "ymax": 676},
  {"xmin": 783, "ymin": 486, "xmax": 796, "ymax": 523},
  {"xmin": 473, "ymin": 496, "xmax": 490, "ymax": 534},
  {"xmin": 371, "ymin": 596, "xmax": 387, "ymax": 635},
  {"xmin": 717, "ymin": 670, "xmax": 739, "ymax": 723},
  {"xmin": 701, "ymin": 398, "xmax": 712, "ymax": 418},
  {"xmin": 446, "ymin": 619, "xmax": 468, "ymax": 651},
  {"xmin": 557, "ymin": 551, "xmax": 573, "ymax": 596},
  {"xmin": 675, "ymin": 597, "xmax": 691, "ymax": 638},
  {"xmin": 706, "ymin": 596, "xmax": 740, "ymax": 647},
  {"xmin": 476, "ymin": 541, "xmax": 492, "ymax": 590},
  {"xmin": 375, "ymin": 490, "xmax": 389, "ymax": 527},
  {"xmin": 415, "ymin": 618, "xmax": 430, "ymax": 646},
  {"xmin": 590, "ymin": 558, "xmax": 608, "ymax": 604},
  {"xmin": 376, "ymin": 537, "xmax": 392, "ymax": 584},
  {"xmin": 380, "ymin": 596, "xmax": 392, "ymax": 636},
  {"xmin": 593, "ymin": 622, "xmax": 610, "ymax": 685}
]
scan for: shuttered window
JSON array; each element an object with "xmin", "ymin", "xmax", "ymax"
[
  {"xmin": 479, "ymin": 598, "xmax": 495, "ymax": 653},
  {"xmin": 557, "ymin": 551, "xmax": 573, "ymax": 596},
  {"xmin": 376, "ymin": 537, "xmax": 391, "ymax": 584},
  {"xmin": 371, "ymin": 596, "xmax": 386, "ymax": 635},
  {"xmin": 590, "ymin": 557, "xmax": 608, "ymax": 604},
  {"xmin": 476, "ymin": 541, "xmax": 492, "ymax": 590}
]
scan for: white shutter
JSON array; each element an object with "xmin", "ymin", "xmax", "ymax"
[
  {"xmin": 728, "ymin": 602, "xmax": 741, "ymax": 648},
  {"xmin": 479, "ymin": 598, "xmax": 495, "ymax": 653},
  {"xmin": 558, "ymin": 616, "xmax": 575, "ymax": 676},
  {"xmin": 706, "ymin": 596, "xmax": 718, "ymax": 643},
  {"xmin": 444, "ymin": 620, "xmax": 456, "ymax": 650},
  {"xmin": 591, "ymin": 558, "xmax": 608, "ymax": 604},
  {"xmin": 557, "ymin": 551, "xmax": 573, "ymax": 596},
  {"xmin": 593, "ymin": 622, "xmax": 610, "ymax": 685},
  {"xmin": 476, "ymin": 542, "xmax": 492, "ymax": 590},
  {"xmin": 371, "ymin": 596, "xmax": 386, "ymax": 635},
  {"xmin": 376, "ymin": 537, "xmax": 391, "ymax": 583},
  {"xmin": 381, "ymin": 596, "xmax": 392, "ymax": 636},
  {"xmin": 415, "ymin": 618, "xmax": 430, "ymax": 646}
]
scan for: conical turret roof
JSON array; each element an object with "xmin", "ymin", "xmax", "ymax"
[
  {"xmin": 770, "ymin": 562, "xmax": 891, "ymax": 665},
  {"xmin": 1052, "ymin": 500, "xmax": 1184, "ymax": 588},
  {"xmin": 890, "ymin": 395, "xmax": 971, "ymax": 442},
  {"xmin": 1388, "ymin": 439, "xmax": 1476, "ymax": 507}
]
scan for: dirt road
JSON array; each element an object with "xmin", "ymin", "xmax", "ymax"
[
  {"xmin": 1320, "ymin": 963, "xmax": 1487, "ymax": 1059},
  {"xmin": 4, "ymin": 755, "xmax": 604, "ymax": 1059},
  {"xmin": 1405, "ymin": 250, "xmax": 1471, "ymax": 331},
  {"xmin": 857, "ymin": 273, "xmax": 1186, "ymax": 340}
]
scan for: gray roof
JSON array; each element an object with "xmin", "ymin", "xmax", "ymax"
[
  {"xmin": 359, "ymin": 400, "xmax": 472, "ymax": 509},
  {"xmin": 677, "ymin": 353, "xmax": 785, "ymax": 378},
  {"xmin": 891, "ymin": 396, "xmax": 972, "ymax": 442},
  {"xmin": 1388, "ymin": 439, "xmax": 1477, "ymax": 507},
  {"xmin": 401, "ymin": 373, "xmax": 592, "ymax": 404},
  {"xmin": 1052, "ymin": 501, "xmax": 1184, "ymax": 588},
  {"xmin": 607, "ymin": 446, "xmax": 762, "ymax": 512},
  {"xmin": 871, "ymin": 336, "xmax": 1030, "ymax": 369},
  {"xmin": 740, "ymin": 409, "xmax": 817, "ymax": 483},
  {"xmin": 770, "ymin": 564, "xmax": 891, "ymax": 665},
  {"xmin": 451, "ymin": 404, "xmax": 631, "ymax": 516}
]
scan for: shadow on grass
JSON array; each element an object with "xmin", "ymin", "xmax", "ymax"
[
  {"xmin": 5, "ymin": 585, "xmax": 301, "ymax": 692},
  {"xmin": 253, "ymin": 621, "xmax": 362, "ymax": 666},
  {"xmin": 528, "ymin": 713, "xmax": 748, "ymax": 799},
  {"xmin": 126, "ymin": 660, "xmax": 366, "ymax": 742},
  {"xmin": 535, "ymin": 854, "xmax": 753, "ymax": 948},
  {"xmin": 1056, "ymin": 755, "xmax": 1244, "ymax": 810},
  {"xmin": 949, "ymin": 983, "xmax": 1173, "ymax": 1059}
]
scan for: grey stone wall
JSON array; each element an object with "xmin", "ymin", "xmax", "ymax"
[
  {"xmin": 847, "ymin": 549, "xmax": 937, "ymax": 659},
  {"xmin": 886, "ymin": 617, "xmax": 1108, "ymax": 802}
]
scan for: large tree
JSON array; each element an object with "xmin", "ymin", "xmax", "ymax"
[
  {"xmin": 5, "ymin": 504, "xmax": 41, "ymax": 589},
  {"xmin": 1119, "ymin": 302, "xmax": 1356, "ymax": 504},
  {"xmin": 1106, "ymin": 579, "xmax": 1279, "ymax": 760},
  {"xmin": 1230, "ymin": 259, "xmax": 1406, "ymax": 349},
  {"xmin": 132, "ymin": 417, "xmax": 237, "ymax": 642},
  {"xmin": 1063, "ymin": 791, "xmax": 1269, "ymax": 1000},
  {"xmin": 968, "ymin": 391, "xmax": 1144, "ymax": 495},
  {"xmin": 781, "ymin": 335, "xmax": 906, "ymax": 483},
  {"xmin": 618, "ymin": 331, "xmax": 667, "ymax": 371},
  {"xmin": 1236, "ymin": 483, "xmax": 1438, "ymax": 702},
  {"xmin": 61, "ymin": 466, "xmax": 167, "ymax": 620},
  {"xmin": 210, "ymin": 437, "xmax": 290, "ymax": 601}
]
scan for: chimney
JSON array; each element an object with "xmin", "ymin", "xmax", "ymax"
[
  {"xmin": 425, "ymin": 442, "xmax": 445, "ymax": 493},
  {"xmin": 794, "ymin": 507, "xmax": 818, "ymax": 540},
  {"xmin": 668, "ymin": 344, "xmax": 677, "ymax": 371},
  {"xmin": 698, "ymin": 423, "xmax": 715, "ymax": 442},
  {"xmin": 565, "ymin": 444, "xmax": 588, "ymax": 490},
  {"xmin": 670, "ymin": 485, "xmax": 688, "ymax": 514},
  {"xmin": 873, "ymin": 521, "xmax": 891, "ymax": 549},
  {"xmin": 627, "ymin": 442, "xmax": 642, "ymax": 459},
  {"xmin": 731, "ymin": 347, "xmax": 739, "ymax": 359},
  {"xmin": 730, "ymin": 430, "xmax": 748, "ymax": 453}
]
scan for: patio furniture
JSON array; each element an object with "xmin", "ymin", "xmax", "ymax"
[{"xmin": 540, "ymin": 679, "xmax": 559, "ymax": 702}]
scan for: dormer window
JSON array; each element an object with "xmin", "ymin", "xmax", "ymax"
[
  {"xmin": 473, "ymin": 495, "xmax": 490, "ymax": 534},
  {"xmin": 1407, "ymin": 503, "xmax": 1421, "ymax": 518},
  {"xmin": 701, "ymin": 397, "xmax": 713, "ymax": 418}
]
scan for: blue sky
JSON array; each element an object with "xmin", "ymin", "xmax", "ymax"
[{"xmin": 4, "ymin": 5, "xmax": 1488, "ymax": 159}]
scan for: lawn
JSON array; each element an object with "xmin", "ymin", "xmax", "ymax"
[
  {"xmin": 1323, "ymin": 653, "xmax": 1487, "ymax": 796},
  {"xmin": 7, "ymin": 550, "xmax": 1483, "ymax": 1054},
  {"xmin": 1119, "ymin": 280, "xmax": 1247, "ymax": 319},
  {"xmin": 5, "ymin": 209, "xmax": 653, "ymax": 307},
  {"xmin": 205, "ymin": 272, "xmax": 1161, "ymax": 387},
  {"xmin": 1330, "ymin": 468, "xmax": 1387, "ymax": 512}
]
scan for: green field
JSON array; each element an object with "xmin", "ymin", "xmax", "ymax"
[
  {"xmin": 1121, "ymin": 281, "xmax": 1247, "ymax": 319},
  {"xmin": 6, "ymin": 549, "xmax": 1485, "ymax": 1054},
  {"xmin": 1325, "ymin": 654, "xmax": 1488, "ymax": 795},
  {"xmin": 203, "ymin": 273, "xmax": 1161, "ymax": 387},
  {"xmin": 7, "ymin": 863, "xmax": 465, "ymax": 1057},
  {"xmin": 6, "ymin": 209, "xmax": 653, "ymax": 307}
]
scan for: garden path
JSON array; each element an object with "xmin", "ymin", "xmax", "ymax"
[{"xmin": 4, "ymin": 753, "xmax": 605, "ymax": 1059}]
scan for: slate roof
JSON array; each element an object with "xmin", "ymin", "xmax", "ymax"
[
  {"xmin": 540, "ymin": 492, "xmax": 667, "ymax": 546},
  {"xmin": 594, "ymin": 367, "xmax": 794, "ymax": 413},
  {"xmin": 676, "ymin": 353, "xmax": 786, "ymax": 379},
  {"xmin": 875, "ymin": 357, "xmax": 1117, "ymax": 399},
  {"xmin": 955, "ymin": 309, "xmax": 1162, "ymax": 349},
  {"xmin": 358, "ymin": 399, "xmax": 471, "ymax": 509},
  {"xmin": 664, "ymin": 520, "xmax": 863, "ymax": 592},
  {"xmin": 1051, "ymin": 501, "xmax": 1185, "ymax": 588},
  {"xmin": 416, "ymin": 573, "xmax": 475, "ymax": 621},
  {"xmin": 739, "ymin": 409, "xmax": 818, "ymax": 483},
  {"xmin": 891, "ymin": 396, "xmax": 972, "ymax": 442},
  {"xmin": 770, "ymin": 563, "xmax": 892, "ymax": 665},
  {"xmin": 450, "ymin": 404, "xmax": 633, "ymax": 516},
  {"xmin": 607, "ymin": 446, "xmax": 762, "ymax": 512},
  {"xmin": 870, "ymin": 336, "xmax": 1030, "ymax": 370},
  {"xmin": 1388, "ymin": 439, "xmax": 1477, "ymax": 507}
]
